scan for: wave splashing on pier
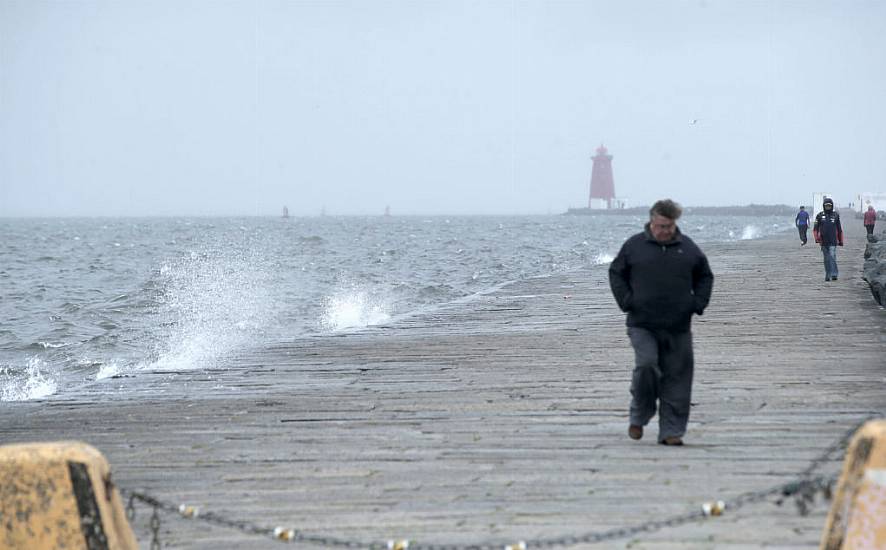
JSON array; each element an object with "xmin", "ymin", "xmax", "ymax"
[{"xmin": 0, "ymin": 214, "xmax": 790, "ymax": 401}]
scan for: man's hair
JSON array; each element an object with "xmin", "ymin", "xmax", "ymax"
[{"xmin": 649, "ymin": 199, "xmax": 682, "ymax": 220}]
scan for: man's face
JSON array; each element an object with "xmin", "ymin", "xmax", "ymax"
[
  {"xmin": 824, "ymin": 203, "xmax": 833, "ymax": 211},
  {"xmin": 650, "ymin": 214, "xmax": 677, "ymax": 243}
]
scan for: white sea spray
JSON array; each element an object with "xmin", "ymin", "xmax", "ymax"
[
  {"xmin": 0, "ymin": 214, "xmax": 795, "ymax": 399},
  {"xmin": 741, "ymin": 225, "xmax": 762, "ymax": 240},
  {"xmin": 140, "ymin": 246, "xmax": 276, "ymax": 372},
  {"xmin": 0, "ymin": 357, "xmax": 58, "ymax": 401},
  {"xmin": 96, "ymin": 362, "xmax": 121, "ymax": 380},
  {"xmin": 320, "ymin": 286, "xmax": 391, "ymax": 331},
  {"xmin": 594, "ymin": 252, "xmax": 615, "ymax": 265}
]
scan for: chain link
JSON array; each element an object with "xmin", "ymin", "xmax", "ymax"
[
  {"xmin": 118, "ymin": 414, "xmax": 879, "ymax": 549},
  {"xmin": 126, "ymin": 494, "xmax": 136, "ymax": 521},
  {"xmin": 801, "ymin": 416, "xmax": 869, "ymax": 479},
  {"xmin": 150, "ymin": 505, "xmax": 162, "ymax": 550}
]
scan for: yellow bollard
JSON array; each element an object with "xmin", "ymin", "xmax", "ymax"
[
  {"xmin": 0, "ymin": 441, "xmax": 138, "ymax": 550},
  {"xmin": 820, "ymin": 420, "xmax": 886, "ymax": 549}
]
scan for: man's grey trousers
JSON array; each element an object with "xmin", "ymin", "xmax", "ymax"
[{"xmin": 627, "ymin": 327, "xmax": 694, "ymax": 442}]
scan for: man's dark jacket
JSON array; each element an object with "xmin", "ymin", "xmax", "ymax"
[
  {"xmin": 813, "ymin": 210, "xmax": 843, "ymax": 246},
  {"xmin": 608, "ymin": 225, "xmax": 714, "ymax": 332}
]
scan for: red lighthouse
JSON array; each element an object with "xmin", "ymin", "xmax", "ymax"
[{"xmin": 588, "ymin": 144, "xmax": 616, "ymax": 209}]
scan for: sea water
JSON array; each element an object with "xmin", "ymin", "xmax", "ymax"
[{"xmin": 0, "ymin": 214, "xmax": 789, "ymax": 401}]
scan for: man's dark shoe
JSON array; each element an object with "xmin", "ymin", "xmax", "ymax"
[
  {"xmin": 659, "ymin": 436, "xmax": 683, "ymax": 446},
  {"xmin": 831, "ymin": 277, "xmax": 838, "ymax": 281},
  {"xmin": 628, "ymin": 425, "xmax": 643, "ymax": 440}
]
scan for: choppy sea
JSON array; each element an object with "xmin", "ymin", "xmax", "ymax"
[{"xmin": 0, "ymin": 214, "xmax": 789, "ymax": 402}]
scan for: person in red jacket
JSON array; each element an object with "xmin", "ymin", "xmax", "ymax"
[{"xmin": 864, "ymin": 205, "xmax": 877, "ymax": 236}]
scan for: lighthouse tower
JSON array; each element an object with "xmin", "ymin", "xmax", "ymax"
[{"xmin": 588, "ymin": 144, "xmax": 616, "ymax": 209}]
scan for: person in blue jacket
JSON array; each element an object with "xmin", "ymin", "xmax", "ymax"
[
  {"xmin": 608, "ymin": 199, "xmax": 714, "ymax": 446},
  {"xmin": 795, "ymin": 205, "xmax": 810, "ymax": 245}
]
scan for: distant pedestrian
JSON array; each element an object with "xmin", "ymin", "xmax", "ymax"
[
  {"xmin": 813, "ymin": 197, "xmax": 843, "ymax": 281},
  {"xmin": 795, "ymin": 206, "xmax": 810, "ymax": 245},
  {"xmin": 863, "ymin": 205, "xmax": 877, "ymax": 236},
  {"xmin": 608, "ymin": 199, "xmax": 714, "ymax": 446}
]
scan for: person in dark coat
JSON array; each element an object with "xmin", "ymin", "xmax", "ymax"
[
  {"xmin": 813, "ymin": 197, "xmax": 844, "ymax": 281},
  {"xmin": 608, "ymin": 199, "xmax": 714, "ymax": 446}
]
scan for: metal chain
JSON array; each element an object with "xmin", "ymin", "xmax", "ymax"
[
  {"xmin": 118, "ymin": 414, "xmax": 879, "ymax": 549},
  {"xmin": 800, "ymin": 415, "xmax": 871, "ymax": 479},
  {"xmin": 126, "ymin": 494, "xmax": 136, "ymax": 522},
  {"xmin": 118, "ymin": 471, "xmax": 836, "ymax": 549},
  {"xmin": 150, "ymin": 505, "xmax": 161, "ymax": 550}
]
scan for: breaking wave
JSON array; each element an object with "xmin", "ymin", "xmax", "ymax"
[
  {"xmin": 0, "ymin": 357, "xmax": 58, "ymax": 402},
  {"xmin": 320, "ymin": 286, "xmax": 391, "ymax": 331},
  {"xmin": 594, "ymin": 252, "xmax": 615, "ymax": 265},
  {"xmin": 137, "ymin": 248, "xmax": 276, "ymax": 373},
  {"xmin": 741, "ymin": 225, "xmax": 762, "ymax": 240}
]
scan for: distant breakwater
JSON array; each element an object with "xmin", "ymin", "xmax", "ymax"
[{"xmin": 565, "ymin": 204, "xmax": 797, "ymax": 216}]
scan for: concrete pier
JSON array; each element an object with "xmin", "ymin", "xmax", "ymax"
[{"xmin": 1, "ymin": 221, "xmax": 884, "ymax": 549}]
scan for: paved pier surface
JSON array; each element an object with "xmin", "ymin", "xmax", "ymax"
[{"xmin": 2, "ymin": 222, "xmax": 884, "ymax": 549}]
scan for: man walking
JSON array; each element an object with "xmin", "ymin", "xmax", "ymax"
[
  {"xmin": 795, "ymin": 205, "xmax": 810, "ymax": 245},
  {"xmin": 813, "ymin": 197, "xmax": 843, "ymax": 281},
  {"xmin": 608, "ymin": 199, "xmax": 714, "ymax": 446},
  {"xmin": 863, "ymin": 205, "xmax": 877, "ymax": 237}
]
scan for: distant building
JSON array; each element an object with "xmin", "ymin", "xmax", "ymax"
[
  {"xmin": 588, "ymin": 144, "xmax": 626, "ymax": 209},
  {"xmin": 812, "ymin": 192, "xmax": 833, "ymax": 212},
  {"xmin": 855, "ymin": 192, "xmax": 886, "ymax": 213}
]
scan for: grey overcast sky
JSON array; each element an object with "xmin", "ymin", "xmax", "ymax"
[{"xmin": 1, "ymin": 0, "xmax": 885, "ymax": 217}]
